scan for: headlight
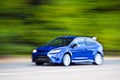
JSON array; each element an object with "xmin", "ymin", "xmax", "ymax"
[
  {"xmin": 33, "ymin": 49, "xmax": 37, "ymax": 53},
  {"xmin": 49, "ymin": 49, "xmax": 61, "ymax": 54}
]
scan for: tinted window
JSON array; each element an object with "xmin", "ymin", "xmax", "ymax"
[
  {"xmin": 86, "ymin": 38, "xmax": 97, "ymax": 46},
  {"xmin": 74, "ymin": 38, "xmax": 85, "ymax": 46},
  {"xmin": 47, "ymin": 38, "xmax": 73, "ymax": 46}
]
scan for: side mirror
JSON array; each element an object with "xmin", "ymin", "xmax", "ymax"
[{"xmin": 70, "ymin": 43, "xmax": 77, "ymax": 48}]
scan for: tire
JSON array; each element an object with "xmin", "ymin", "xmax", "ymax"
[
  {"xmin": 35, "ymin": 62, "xmax": 44, "ymax": 65},
  {"xmin": 93, "ymin": 53, "xmax": 103, "ymax": 65},
  {"xmin": 62, "ymin": 54, "xmax": 71, "ymax": 66}
]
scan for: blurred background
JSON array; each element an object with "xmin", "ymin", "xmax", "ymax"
[{"xmin": 0, "ymin": 0, "xmax": 120, "ymax": 57}]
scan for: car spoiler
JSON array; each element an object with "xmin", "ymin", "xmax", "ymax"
[
  {"xmin": 85, "ymin": 36, "xmax": 97, "ymax": 40},
  {"xmin": 92, "ymin": 37, "xmax": 97, "ymax": 40}
]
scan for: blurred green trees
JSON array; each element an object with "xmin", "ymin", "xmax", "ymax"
[{"xmin": 0, "ymin": 0, "xmax": 120, "ymax": 55}]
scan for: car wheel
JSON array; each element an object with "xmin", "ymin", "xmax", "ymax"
[
  {"xmin": 62, "ymin": 54, "xmax": 71, "ymax": 66},
  {"xmin": 93, "ymin": 53, "xmax": 103, "ymax": 65},
  {"xmin": 35, "ymin": 62, "xmax": 44, "ymax": 65}
]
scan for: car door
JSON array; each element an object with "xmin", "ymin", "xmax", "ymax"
[{"xmin": 70, "ymin": 38, "xmax": 87, "ymax": 60}]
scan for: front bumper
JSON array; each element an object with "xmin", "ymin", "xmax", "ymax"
[
  {"xmin": 32, "ymin": 54, "xmax": 51, "ymax": 63},
  {"xmin": 32, "ymin": 53, "xmax": 62, "ymax": 64}
]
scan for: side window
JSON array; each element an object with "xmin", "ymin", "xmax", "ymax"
[
  {"xmin": 86, "ymin": 38, "xmax": 97, "ymax": 46},
  {"xmin": 74, "ymin": 38, "xmax": 85, "ymax": 46}
]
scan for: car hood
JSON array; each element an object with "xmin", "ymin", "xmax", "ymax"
[{"xmin": 37, "ymin": 45, "xmax": 59, "ymax": 52}]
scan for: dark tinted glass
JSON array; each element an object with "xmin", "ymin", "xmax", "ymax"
[
  {"xmin": 47, "ymin": 38, "xmax": 73, "ymax": 46},
  {"xmin": 86, "ymin": 38, "xmax": 97, "ymax": 46}
]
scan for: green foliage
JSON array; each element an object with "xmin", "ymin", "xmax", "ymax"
[{"xmin": 0, "ymin": 0, "xmax": 120, "ymax": 55}]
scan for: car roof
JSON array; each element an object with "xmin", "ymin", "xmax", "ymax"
[
  {"xmin": 58, "ymin": 36, "xmax": 78, "ymax": 39},
  {"xmin": 57, "ymin": 36, "xmax": 96, "ymax": 40}
]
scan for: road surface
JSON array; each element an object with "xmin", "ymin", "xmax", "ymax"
[{"xmin": 0, "ymin": 57, "xmax": 120, "ymax": 80}]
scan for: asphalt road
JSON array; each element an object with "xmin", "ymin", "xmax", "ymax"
[{"xmin": 0, "ymin": 57, "xmax": 120, "ymax": 80}]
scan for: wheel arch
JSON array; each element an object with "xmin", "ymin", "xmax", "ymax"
[
  {"xmin": 64, "ymin": 52, "xmax": 72, "ymax": 58},
  {"xmin": 63, "ymin": 52, "xmax": 72, "ymax": 62},
  {"xmin": 62, "ymin": 52, "xmax": 72, "ymax": 66},
  {"xmin": 96, "ymin": 51, "xmax": 104, "ymax": 57},
  {"xmin": 93, "ymin": 52, "xmax": 104, "ymax": 65}
]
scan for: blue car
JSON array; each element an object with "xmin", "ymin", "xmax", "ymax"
[{"xmin": 32, "ymin": 36, "xmax": 104, "ymax": 66}]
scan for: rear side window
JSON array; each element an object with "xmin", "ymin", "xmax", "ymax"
[
  {"xmin": 74, "ymin": 38, "xmax": 85, "ymax": 46},
  {"xmin": 86, "ymin": 38, "xmax": 97, "ymax": 46}
]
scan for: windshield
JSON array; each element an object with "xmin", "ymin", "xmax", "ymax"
[{"xmin": 47, "ymin": 38, "xmax": 73, "ymax": 46}]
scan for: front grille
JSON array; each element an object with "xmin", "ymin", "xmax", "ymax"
[
  {"xmin": 37, "ymin": 50, "xmax": 48, "ymax": 53},
  {"xmin": 37, "ymin": 54, "xmax": 48, "ymax": 59},
  {"xmin": 35, "ymin": 54, "xmax": 50, "ymax": 62},
  {"xmin": 37, "ymin": 50, "xmax": 48, "ymax": 55}
]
